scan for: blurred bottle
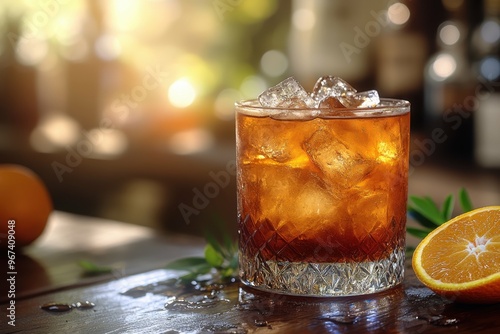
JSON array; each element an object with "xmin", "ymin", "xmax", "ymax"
[
  {"xmin": 0, "ymin": 19, "xmax": 39, "ymax": 141},
  {"xmin": 471, "ymin": 0, "xmax": 500, "ymax": 167},
  {"xmin": 288, "ymin": 0, "xmax": 388, "ymax": 90},
  {"xmin": 423, "ymin": 0, "xmax": 476, "ymax": 159},
  {"xmin": 374, "ymin": 0, "xmax": 443, "ymax": 130}
]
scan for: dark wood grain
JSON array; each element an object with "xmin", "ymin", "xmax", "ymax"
[
  {"xmin": 3, "ymin": 211, "xmax": 205, "ymax": 302},
  {"xmin": 5, "ymin": 264, "xmax": 500, "ymax": 334},
  {"xmin": 2, "ymin": 212, "xmax": 499, "ymax": 334}
]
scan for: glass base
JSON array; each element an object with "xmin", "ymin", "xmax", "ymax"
[{"xmin": 239, "ymin": 248, "xmax": 405, "ymax": 297}]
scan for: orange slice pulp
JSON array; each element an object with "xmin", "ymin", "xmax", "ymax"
[{"xmin": 412, "ymin": 206, "xmax": 500, "ymax": 304}]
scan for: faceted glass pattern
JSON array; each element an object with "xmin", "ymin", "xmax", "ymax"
[{"xmin": 235, "ymin": 99, "xmax": 410, "ymax": 296}]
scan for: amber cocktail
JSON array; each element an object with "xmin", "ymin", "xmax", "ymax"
[{"xmin": 236, "ymin": 77, "xmax": 410, "ymax": 296}]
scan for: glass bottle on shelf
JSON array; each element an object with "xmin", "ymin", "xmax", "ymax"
[
  {"xmin": 374, "ymin": 0, "xmax": 444, "ymax": 130},
  {"xmin": 471, "ymin": 0, "xmax": 500, "ymax": 167},
  {"xmin": 288, "ymin": 0, "xmax": 387, "ymax": 90},
  {"xmin": 422, "ymin": 0, "xmax": 476, "ymax": 160}
]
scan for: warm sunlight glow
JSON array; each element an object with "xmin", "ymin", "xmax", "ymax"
[
  {"xmin": 60, "ymin": 37, "xmax": 90, "ymax": 62},
  {"xmin": 87, "ymin": 128, "xmax": 128, "ymax": 158},
  {"xmin": 30, "ymin": 113, "xmax": 81, "ymax": 152},
  {"xmin": 167, "ymin": 128, "xmax": 214, "ymax": 155},
  {"xmin": 292, "ymin": 8, "xmax": 316, "ymax": 31},
  {"xmin": 95, "ymin": 34, "xmax": 122, "ymax": 61},
  {"xmin": 15, "ymin": 37, "xmax": 48, "ymax": 66},
  {"xmin": 107, "ymin": 0, "xmax": 142, "ymax": 32},
  {"xmin": 168, "ymin": 78, "xmax": 196, "ymax": 108}
]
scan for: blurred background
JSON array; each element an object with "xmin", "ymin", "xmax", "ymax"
[{"xmin": 0, "ymin": 0, "xmax": 499, "ymax": 236}]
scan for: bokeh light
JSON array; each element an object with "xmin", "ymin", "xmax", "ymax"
[
  {"xmin": 260, "ymin": 50, "xmax": 288, "ymax": 77},
  {"xmin": 95, "ymin": 34, "xmax": 122, "ymax": 61},
  {"xmin": 429, "ymin": 53, "xmax": 457, "ymax": 81},
  {"xmin": 387, "ymin": 3, "xmax": 410, "ymax": 26},
  {"xmin": 167, "ymin": 128, "xmax": 214, "ymax": 155},
  {"xmin": 106, "ymin": 0, "xmax": 143, "ymax": 33},
  {"xmin": 480, "ymin": 20, "xmax": 500, "ymax": 44},
  {"xmin": 87, "ymin": 128, "xmax": 128, "ymax": 158},
  {"xmin": 439, "ymin": 23, "xmax": 460, "ymax": 46},
  {"xmin": 480, "ymin": 56, "xmax": 500, "ymax": 81},
  {"xmin": 292, "ymin": 8, "xmax": 316, "ymax": 31},
  {"xmin": 240, "ymin": 75, "xmax": 267, "ymax": 99},
  {"xmin": 30, "ymin": 113, "xmax": 81, "ymax": 153},
  {"xmin": 168, "ymin": 78, "xmax": 197, "ymax": 108},
  {"xmin": 15, "ymin": 37, "xmax": 49, "ymax": 66}
]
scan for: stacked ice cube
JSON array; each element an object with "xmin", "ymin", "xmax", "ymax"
[{"xmin": 258, "ymin": 76, "xmax": 380, "ymax": 110}]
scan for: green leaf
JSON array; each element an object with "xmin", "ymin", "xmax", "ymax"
[
  {"xmin": 201, "ymin": 215, "xmax": 238, "ymax": 260},
  {"xmin": 229, "ymin": 252, "xmax": 239, "ymax": 269},
  {"xmin": 407, "ymin": 207, "xmax": 438, "ymax": 229},
  {"xmin": 178, "ymin": 272, "xmax": 201, "ymax": 283},
  {"xmin": 78, "ymin": 260, "xmax": 113, "ymax": 276},
  {"xmin": 441, "ymin": 194, "xmax": 454, "ymax": 221},
  {"xmin": 406, "ymin": 227, "xmax": 432, "ymax": 239},
  {"xmin": 167, "ymin": 216, "xmax": 238, "ymax": 284},
  {"xmin": 204, "ymin": 230, "xmax": 225, "ymax": 258},
  {"xmin": 459, "ymin": 187, "xmax": 473, "ymax": 213},
  {"xmin": 166, "ymin": 257, "xmax": 214, "ymax": 284},
  {"xmin": 165, "ymin": 257, "xmax": 208, "ymax": 271},
  {"xmin": 220, "ymin": 267, "xmax": 234, "ymax": 278},
  {"xmin": 205, "ymin": 244, "xmax": 224, "ymax": 267},
  {"xmin": 408, "ymin": 196, "xmax": 446, "ymax": 225},
  {"xmin": 211, "ymin": 214, "xmax": 235, "ymax": 259}
]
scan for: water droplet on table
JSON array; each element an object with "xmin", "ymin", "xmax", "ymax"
[
  {"xmin": 73, "ymin": 301, "xmax": 96, "ymax": 310},
  {"xmin": 417, "ymin": 315, "xmax": 460, "ymax": 326},
  {"xmin": 40, "ymin": 303, "xmax": 72, "ymax": 312},
  {"xmin": 254, "ymin": 319, "xmax": 270, "ymax": 327},
  {"xmin": 121, "ymin": 286, "xmax": 149, "ymax": 298},
  {"xmin": 319, "ymin": 314, "xmax": 358, "ymax": 325}
]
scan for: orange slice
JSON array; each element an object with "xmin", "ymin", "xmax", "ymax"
[{"xmin": 412, "ymin": 206, "xmax": 500, "ymax": 304}]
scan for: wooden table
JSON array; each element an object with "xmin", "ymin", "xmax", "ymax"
[{"xmin": 2, "ymin": 211, "xmax": 499, "ymax": 334}]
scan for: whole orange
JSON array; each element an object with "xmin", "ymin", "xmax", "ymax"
[{"xmin": 0, "ymin": 164, "xmax": 53, "ymax": 247}]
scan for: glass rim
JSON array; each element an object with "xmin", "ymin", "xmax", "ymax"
[{"xmin": 235, "ymin": 98, "xmax": 410, "ymax": 118}]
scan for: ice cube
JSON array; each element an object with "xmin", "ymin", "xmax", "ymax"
[
  {"xmin": 303, "ymin": 128, "xmax": 375, "ymax": 189},
  {"xmin": 258, "ymin": 77, "xmax": 316, "ymax": 108},
  {"xmin": 347, "ymin": 189, "xmax": 388, "ymax": 235},
  {"xmin": 254, "ymin": 165, "xmax": 339, "ymax": 234},
  {"xmin": 311, "ymin": 76, "xmax": 357, "ymax": 103},
  {"xmin": 238, "ymin": 115, "xmax": 313, "ymax": 165},
  {"xmin": 318, "ymin": 97, "xmax": 346, "ymax": 109},
  {"xmin": 339, "ymin": 90, "xmax": 380, "ymax": 108}
]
